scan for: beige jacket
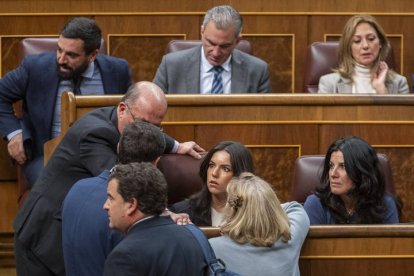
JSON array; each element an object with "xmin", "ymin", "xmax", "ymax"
[{"xmin": 318, "ymin": 72, "xmax": 409, "ymax": 94}]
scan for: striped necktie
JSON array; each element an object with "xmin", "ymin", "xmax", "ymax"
[{"xmin": 211, "ymin": 66, "xmax": 224, "ymax": 94}]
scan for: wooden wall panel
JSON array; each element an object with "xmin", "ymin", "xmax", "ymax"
[
  {"xmin": 1, "ymin": 37, "xmax": 21, "ymax": 76},
  {"xmin": 0, "ymin": 136, "xmax": 15, "ymax": 181},
  {"xmin": 376, "ymin": 147, "xmax": 414, "ymax": 222},
  {"xmin": 108, "ymin": 35, "xmax": 186, "ymax": 82},
  {"xmin": 250, "ymin": 146, "xmax": 300, "ymax": 202},
  {"xmin": 2, "ymin": 0, "xmax": 414, "ymax": 13},
  {"xmin": 0, "ymin": 183, "xmax": 17, "ymax": 233},
  {"xmin": 243, "ymin": 35, "xmax": 294, "ymax": 92}
]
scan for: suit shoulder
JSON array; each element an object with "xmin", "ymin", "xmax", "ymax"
[
  {"xmin": 23, "ymin": 52, "xmax": 55, "ymax": 65},
  {"xmin": 233, "ymin": 49, "xmax": 268, "ymax": 67},
  {"xmin": 320, "ymin": 72, "xmax": 341, "ymax": 83},
  {"xmin": 162, "ymin": 47, "xmax": 199, "ymax": 62},
  {"xmin": 97, "ymin": 54, "xmax": 129, "ymax": 67}
]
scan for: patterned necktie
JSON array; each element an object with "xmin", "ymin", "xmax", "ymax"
[{"xmin": 211, "ymin": 66, "xmax": 224, "ymax": 94}]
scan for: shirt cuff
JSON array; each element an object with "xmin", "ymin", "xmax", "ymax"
[
  {"xmin": 7, "ymin": 129, "xmax": 22, "ymax": 141},
  {"xmin": 171, "ymin": 140, "xmax": 179, "ymax": 153}
]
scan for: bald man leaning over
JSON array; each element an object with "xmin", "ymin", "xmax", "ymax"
[{"xmin": 13, "ymin": 81, "xmax": 204, "ymax": 276}]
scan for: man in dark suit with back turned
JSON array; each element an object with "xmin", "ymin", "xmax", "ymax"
[
  {"xmin": 0, "ymin": 17, "xmax": 132, "ymax": 188},
  {"xmin": 103, "ymin": 162, "xmax": 206, "ymax": 276},
  {"xmin": 153, "ymin": 5, "xmax": 271, "ymax": 94},
  {"xmin": 13, "ymin": 81, "xmax": 204, "ymax": 276},
  {"xmin": 62, "ymin": 120, "xmax": 166, "ymax": 276}
]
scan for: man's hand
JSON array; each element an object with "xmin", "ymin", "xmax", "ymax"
[
  {"xmin": 162, "ymin": 209, "xmax": 192, "ymax": 225},
  {"xmin": 8, "ymin": 133, "xmax": 27, "ymax": 165},
  {"xmin": 177, "ymin": 141, "xmax": 205, "ymax": 159}
]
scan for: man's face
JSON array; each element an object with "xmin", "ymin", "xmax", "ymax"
[
  {"xmin": 56, "ymin": 35, "xmax": 97, "ymax": 80},
  {"xmin": 201, "ymin": 21, "xmax": 240, "ymax": 66},
  {"xmin": 103, "ymin": 178, "xmax": 131, "ymax": 233}
]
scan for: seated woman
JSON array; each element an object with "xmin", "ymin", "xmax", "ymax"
[
  {"xmin": 304, "ymin": 136, "xmax": 399, "ymax": 224},
  {"xmin": 170, "ymin": 141, "xmax": 254, "ymax": 226},
  {"xmin": 209, "ymin": 172, "xmax": 309, "ymax": 276},
  {"xmin": 318, "ymin": 14, "xmax": 409, "ymax": 94}
]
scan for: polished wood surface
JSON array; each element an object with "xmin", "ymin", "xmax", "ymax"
[
  {"xmin": 202, "ymin": 225, "xmax": 414, "ymax": 276},
  {"xmin": 2, "ymin": 224, "xmax": 413, "ymax": 275}
]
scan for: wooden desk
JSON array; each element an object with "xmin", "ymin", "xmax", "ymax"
[
  {"xmin": 202, "ymin": 225, "xmax": 414, "ymax": 276},
  {"xmin": 44, "ymin": 92, "xmax": 414, "ymax": 222}
]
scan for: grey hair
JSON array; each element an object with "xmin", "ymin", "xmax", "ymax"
[{"xmin": 202, "ymin": 5, "xmax": 243, "ymax": 37}]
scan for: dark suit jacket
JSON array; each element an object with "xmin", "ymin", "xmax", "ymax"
[
  {"xmin": 103, "ymin": 216, "xmax": 206, "ymax": 276},
  {"xmin": 0, "ymin": 52, "xmax": 132, "ymax": 171},
  {"xmin": 153, "ymin": 46, "xmax": 271, "ymax": 93},
  {"xmin": 62, "ymin": 170, "xmax": 122, "ymax": 276},
  {"xmin": 13, "ymin": 107, "xmax": 175, "ymax": 275}
]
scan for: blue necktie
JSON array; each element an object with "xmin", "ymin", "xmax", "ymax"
[
  {"xmin": 73, "ymin": 76, "xmax": 83, "ymax": 95},
  {"xmin": 211, "ymin": 66, "xmax": 224, "ymax": 94}
]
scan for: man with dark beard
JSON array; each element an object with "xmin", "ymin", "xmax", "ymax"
[{"xmin": 0, "ymin": 17, "xmax": 132, "ymax": 188}]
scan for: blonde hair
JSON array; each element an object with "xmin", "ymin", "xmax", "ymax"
[
  {"xmin": 337, "ymin": 14, "xmax": 395, "ymax": 81},
  {"xmin": 220, "ymin": 172, "xmax": 291, "ymax": 247}
]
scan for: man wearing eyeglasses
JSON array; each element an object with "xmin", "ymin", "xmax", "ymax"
[{"xmin": 13, "ymin": 81, "xmax": 204, "ymax": 276}]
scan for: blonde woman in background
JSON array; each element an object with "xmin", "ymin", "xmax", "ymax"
[
  {"xmin": 209, "ymin": 172, "xmax": 309, "ymax": 276},
  {"xmin": 318, "ymin": 14, "xmax": 409, "ymax": 94}
]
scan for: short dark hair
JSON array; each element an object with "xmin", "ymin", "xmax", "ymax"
[
  {"xmin": 317, "ymin": 136, "xmax": 387, "ymax": 223},
  {"xmin": 118, "ymin": 120, "xmax": 165, "ymax": 164},
  {"xmin": 60, "ymin": 17, "xmax": 102, "ymax": 54},
  {"xmin": 109, "ymin": 162, "xmax": 167, "ymax": 215}
]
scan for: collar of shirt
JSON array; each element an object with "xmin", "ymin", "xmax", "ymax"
[
  {"xmin": 82, "ymin": 60, "xmax": 95, "ymax": 79},
  {"xmin": 127, "ymin": 215, "xmax": 156, "ymax": 234},
  {"xmin": 200, "ymin": 47, "xmax": 232, "ymax": 73}
]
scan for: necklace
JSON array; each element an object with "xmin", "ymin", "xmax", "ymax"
[{"xmin": 346, "ymin": 208, "xmax": 354, "ymax": 216}]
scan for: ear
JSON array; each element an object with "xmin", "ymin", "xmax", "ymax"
[
  {"xmin": 88, "ymin": 49, "xmax": 99, "ymax": 63},
  {"xmin": 118, "ymin": 102, "xmax": 128, "ymax": 116},
  {"xmin": 126, "ymin": 198, "xmax": 138, "ymax": 216},
  {"xmin": 152, "ymin": 156, "xmax": 161, "ymax": 166},
  {"xmin": 235, "ymin": 36, "xmax": 241, "ymax": 45},
  {"xmin": 200, "ymin": 25, "xmax": 205, "ymax": 36}
]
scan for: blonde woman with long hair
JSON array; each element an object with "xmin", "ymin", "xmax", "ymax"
[
  {"xmin": 318, "ymin": 14, "xmax": 408, "ymax": 94},
  {"xmin": 209, "ymin": 172, "xmax": 309, "ymax": 276}
]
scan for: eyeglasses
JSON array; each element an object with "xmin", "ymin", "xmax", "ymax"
[{"xmin": 125, "ymin": 102, "xmax": 164, "ymax": 132}]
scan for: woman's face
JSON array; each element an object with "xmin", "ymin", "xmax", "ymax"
[
  {"xmin": 351, "ymin": 22, "xmax": 381, "ymax": 66},
  {"xmin": 207, "ymin": 150, "xmax": 234, "ymax": 197},
  {"xmin": 329, "ymin": 150, "xmax": 354, "ymax": 198}
]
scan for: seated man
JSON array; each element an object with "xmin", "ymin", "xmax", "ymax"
[
  {"xmin": 0, "ymin": 17, "xmax": 132, "ymax": 187},
  {"xmin": 62, "ymin": 120, "xmax": 166, "ymax": 276},
  {"xmin": 103, "ymin": 162, "xmax": 206, "ymax": 275},
  {"xmin": 153, "ymin": 5, "xmax": 271, "ymax": 94},
  {"xmin": 13, "ymin": 81, "xmax": 204, "ymax": 276}
]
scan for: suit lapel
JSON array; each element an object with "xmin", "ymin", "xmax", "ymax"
[
  {"xmin": 230, "ymin": 50, "xmax": 247, "ymax": 93},
  {"xmin": 41, "ymin": 58, "xmax": 60, "ymax": 138},
  {"xmin": 185, "ymin": 47, "xmax": 201, "ymax": 93},
  {"xmin": 96, "ymin": 57, "xmax": 115, "ymax": 94},
  {"xmin": 337, "ymin": 77, "xmax": 353, "ymax": 93}
]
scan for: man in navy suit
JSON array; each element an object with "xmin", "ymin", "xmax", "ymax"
[
  {"xmin": 62, "ymin": 120, "xmax": 166, "ymax": 276},
  {"xmin": 103, "ymin": 162, "xmax": 206, "ymax": 276},
  {"xmin": 0, "ymin": 17, "xmax": 132, "ymax": 187}
]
